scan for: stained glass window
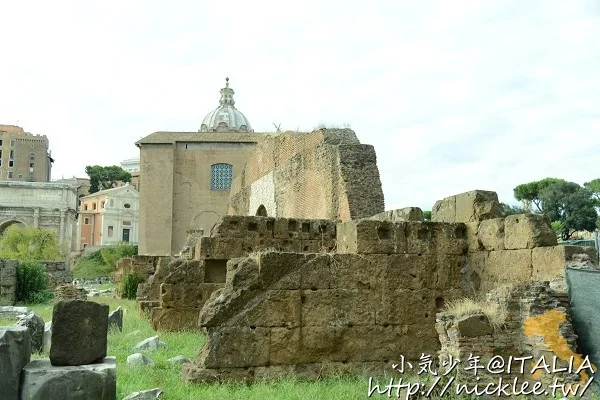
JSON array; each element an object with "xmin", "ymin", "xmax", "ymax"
[{"xmin": 211, "ymin": 163, "xmax": 233, "ymax": 190}]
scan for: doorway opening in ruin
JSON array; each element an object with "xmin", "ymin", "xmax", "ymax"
[{"xmin": 255, "ymin": 205, "xmax": 268, "ymax": 217}]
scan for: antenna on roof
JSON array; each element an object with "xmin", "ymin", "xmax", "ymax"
[{"xmin": 273, "ymin": 123, "xmax": 281, "ymax": 133}]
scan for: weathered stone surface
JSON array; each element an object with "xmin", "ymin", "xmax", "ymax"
[
  {"xmin": 369, "ymin": 207, "xmax": 423, "ymax": 222},
  {"xmin": 336, "ymin": 219, "xmax": 406, "ymax": 254},
  {"xmin": 480, "ymin": 250, "xmax": 532, "ymax": 292},
  {"xmin": 0, "ymin": 326, "xmax": 31, "ymax": 400},
  {"xmin": 455, "ymin": 313, "xmax": 494, "ymax": 337},
  {"xmin": 16, "ymin": 311, "xmax": 45, "ymax": 354},
  {"xmin": 532, "ymin": 245, "xmax": 598, "ymax": 282},
  {"xmin": 478, "ymin": 218, "xmax": 505, "ymax": 250},
  {"xmin": 432, "ymin": 190, "xmax": 502, "ymax": 223},
  {"xmin": 0, "ymin": 261, "xmax": 17, "ymax": 306},
  {"xmin": 133, "ymin": 336, "xmax": 167, "ymax": 351},
  {"xmin": 20, "ymin": 357, "xmax": 116, "ymax": 400},
  {"xmin": 108, "ymin": 306, "xmax": 123, "ymax": 332},
  {"xmin": 122, "ymin": 388, "xmax": 163, "ymax": 400},
  {"xmin": 150, "ymin": 308, "xmax": 201, "ymax": 331},
  {"xmin": 504, "ymin": 214, "xmax": 557, "ymax": 249},
  {"xmin": 0, "ymin": 305, "xmax": 29, "ymax": 318},
  {"xmin": 127, "ymin": 353, "xmax": 154, "ymax": 366},
  {"xmin": 42, "ymin": 322, "xmax": 51, "ymax": 353},
  {"xmin": 50, "ymin": 300, "xmax": 108, "ymax": 366},
  {"xmin": 167, "ymin": 355, "xmax": 193, "ymax": 364}
]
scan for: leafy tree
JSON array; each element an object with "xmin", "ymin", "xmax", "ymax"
[
  {"xmin": 513, "ymin": 178, "xmax": 567, "ymax": 212},
  {"xmin": 500, "ymin": 203, "xmax": 526, "ymax": 216},
  {"xmin": 0, "ymin": 226, "xmax": 64, "ymax": 261},
  {"xmin": 422, "ymin": 210, "xmax": 432, "ymax": 221},
  {"xmin": 85, "ymin": 165, "xmax": 132, "ymax": 194},
  {"xmin": 584, "ymin": 179, "xmax": 600, "ymax": 206},
  {"xmin": 538, "ymin": 181, "xmax": 598, "ymax": 240}
]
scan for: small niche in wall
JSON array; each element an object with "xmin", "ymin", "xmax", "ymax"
[{"xmin": 204, "ymin": 259, "xmax": 228, "ymax": 283}]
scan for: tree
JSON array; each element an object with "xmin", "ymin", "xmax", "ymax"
[
  {"xmin": 0, "ymin": 226, "xmax": 64, "ymax": 261},
  {"xmin": 422, "ymin": 210, "xmax": 432, "ymax": 221},
  {"xmin": 513, "ymin": 178, "xmax": 567, "ymax": 212},
  {"xmin": 500, "ymin": 203, "xmax": 526, "ymax": 216},
  {"xmin": 85, "ymin": 165, "xmax": 132, "ymax": 194},
  {"xmin": 538, "ymin": 181, "xmax": 598, "ymax": 240},
  {"xmin": 584, "ymin": 179, "xmax": 600, "ymax": 207}
]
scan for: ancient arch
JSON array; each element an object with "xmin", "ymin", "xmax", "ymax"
[{"xmin": 0, "ymin": 220, "xmax": 26, "ymax": 235}]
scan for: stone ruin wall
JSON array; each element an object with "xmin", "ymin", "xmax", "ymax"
[
  {"xmin": 123, "ymin": 189, "xmax": 598, "ymax": 384},
  {"xmin": 0, "ymin": 259, "xmax": 73, "ymax": 306},
  {"xmin": 227, "ymin": 129, "xmax": 385, "ymax": 221}
]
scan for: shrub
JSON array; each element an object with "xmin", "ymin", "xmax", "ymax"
[
  {"xmin": 0, "ymin": 226, "xmax": 64, "ymax": 261},
  {"xmin": 121, "ymin": 273, "xmax": 144, "ymax": 300},
  {"xmin": 15, "ymin": 260, "xmax": 54, "ymax": 304}
]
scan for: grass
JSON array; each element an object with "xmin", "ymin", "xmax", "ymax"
[
  {"xmin": 444, "ymin": 297, "xmax": 507, "ymax": 330},
  {"xmin": 21, "ymin": 292, "xmax": 375, "ymax": 399},
  {"xmin": 72, "ymin": 256, "xmax": 115, "ymax": 279}
]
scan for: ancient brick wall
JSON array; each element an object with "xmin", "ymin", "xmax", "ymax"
[
  {"xmin": 227, "ymin": 129, "xmax": 385, "ymax": 221},
  {"xmin": 0, "ymin": 259, "xmax": 72, "ymax": 305},
  {"xmin": 436, "ymin": 282, "xmax": 589, "ymax": 386}
]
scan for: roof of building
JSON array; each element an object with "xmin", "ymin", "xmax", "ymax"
[
  {"xmin": 80, "ymin": 184, "xmax": 138, "ymax": 199},
  {"xmin": 135, "ymin": 131, "xmax": 272, "ymax": 146},
  {"xmin": 199, "ymin": 78, "xmax": 253, "ymax": 133}
]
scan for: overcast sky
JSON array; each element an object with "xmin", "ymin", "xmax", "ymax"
[{"xmin": 1, "ymin": 0, "xmax": 599, "ymax": 211}]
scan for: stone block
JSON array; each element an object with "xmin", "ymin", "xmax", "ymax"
[
  {"xmin": 269, "ymin": 327, "xmax": 301, "ymax": 364},
  {"xmin": 433, "ymin": 190, "xmax": 502, "ymax": 223},
  {"xmin": 160, "ymin": 284, "xmax": 203, "ymax": 308},
  {"xmin": 532, "ymin": 245, "xmax": 597, "ymax": 282},
  {"xmin": 455, "ymin": 313, "xmax": 494, "ymax": 337},
  {"xmin": 0, "ymin": 326, "xmax": 31, "ymax": 400},
  {"xmin": 482, "ymin": 250, "xmax": 532, "ymax": 289},
  {"xmin": 238, "ymin": 290, "xmax": 302, "ymax": 328},
  {"xmin": 369, "ymin": 207, "xmax": 423, "ymax": 222},
  {"xmin": 108, "ymin": 307, "xmax": 123, "ymax": 332},
  {"xmin": 384, "ymin": 254, "xmax": 435, "ymax": 290},
  {"xmin": 336, "ymin": 219, "xmax": 406, "ymax": 254},
  {"xmin": 20, "ymin": 357, "xmax": 116, "ymax": 400},
  {"xmin": 299, "ymin": 326, "xmax": 341, "ymax": 363},
  {"xmin": 405, "ymin": 222, "xmax": 468, "ymax": 255},
  {"xmin": 464, "ymin": 221, "xmax": 481, "ymax": 252},
  {"xmin": 43, "ymin": 322, "xmax": 51, "ymax": 353},
  {"xmin": 504, "ymin": 214, "xmax": 557, "ymax": 249},
  {"xmin": 199, "ymin": 326, "xmax": 270, "ymax": 368},
  {"xmin": 16, "ymin": 311, "xmax": 44, "ymax": 354},
  {"xmin": 478, "ymin": 218, "xmax": 505, "ymax": 250},
  {"xmin": 377, "ymin": 289, "xmax": 436, "ymax": 325},
  {"xmin": 151, "ymin": 307, "xmax": 201, "ymax": 331},
  {"xmin": 301, "ymin": 288, "xmax": 376, "ymax": 326},
  {"xmin": 122, "ymin": 388, "xmax": 163, "ymax": 400},
  {"xmin": 50, "ymin": 300, "xmax": 108, "ymax": 366}
]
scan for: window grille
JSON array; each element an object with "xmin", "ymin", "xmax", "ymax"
[{"xmin": 210, "ymin": 163, "xmax": 233, "ymax": 190}]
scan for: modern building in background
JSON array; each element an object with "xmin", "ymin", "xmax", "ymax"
[
  {"xmin": 0, "ymin": 125, "xmax": 54, "ymax": 182},
  {"xmin": 76, "ymin": 184, "xmax": 139, "ymax": 250},
  {"xmin": 120, "ymin": 157, "xmax": 140, "ymax": 191}
]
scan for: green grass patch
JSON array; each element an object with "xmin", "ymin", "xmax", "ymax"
[{"xmin": 24, "ymin": 295, "xmax": 381, "ymax": 399}]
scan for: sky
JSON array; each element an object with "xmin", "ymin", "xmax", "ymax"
[{"xmin": 1, "ymin": 0, "xmax": 599, "ymax": 211}]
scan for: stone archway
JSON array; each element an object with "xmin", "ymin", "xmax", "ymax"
[
  {"xmin": 0, "ymin": 220, "xmax": 26, "ymax": 235},
  {"xmin": 255, "ymin": 205, "xmax": 268, "ymax": 217}
]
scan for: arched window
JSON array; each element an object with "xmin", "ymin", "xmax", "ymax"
[
  {"xmin": 211, "ymin": 163, "xmax": 233, "ymax": 190},
  {"xmin": 256, "ymin": 205, "xmax": 268, "ymax": 216}
]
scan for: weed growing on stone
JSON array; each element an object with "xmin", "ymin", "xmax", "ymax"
[{"xmin": 444, "ymin": 298, "xmax": 507, "ymax": 330}]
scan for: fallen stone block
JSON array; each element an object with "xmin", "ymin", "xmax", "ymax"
[
  {"xmin": 50, "ymin": 300, "xmax": 108, "ymax": 366},
  {"xmin": 0, "ymin": 326, "xmax": 31, "ymax": 400},
  {"xmin": 432, "ymin": 190, "xmax": 502, "ymax": 223},
  {"xmin": 20, "ymin": 357, "xmax": 116, "ymax": 400},
  {"xmin": 167, "ymin": 355, "xmax": 193, "ymax": 364},
  {"xmin": 127, "ymin": 353, "xmax": 155, "ymax": 366},
  {"xmin": 16, "ymin": 311, "xmax": 44, "ymax": 354},
  {"xmin": 108, "ymin": 306, "xmax": 123, "ymax": 332},
  {"xmin": 133, "ymin": 336, "xmax": 167, "ymax": 351},
  {"xmin": 122, "ymin": 388, "xmax": 163, "ymax": 400},
  {"xmin": 368, "ymin": 207, "xmax": 423, "ymax": 222}
]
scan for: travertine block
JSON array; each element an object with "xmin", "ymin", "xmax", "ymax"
[
  {"xmin": 504, "ymin": 214, "xmax": 557, "ymax": 249},
  {"xmin": 478, "ymin": 218, "xmax": 505, "ymax": 250}
]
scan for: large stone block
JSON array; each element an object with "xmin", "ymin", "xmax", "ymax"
[
  {"xmin": 405, "ymin": 222, "xmax": 468, "ymax": 255},
  {"xmin": 50, "ymin": 300, "xmax": 108, "ymax": 366},
  {"xmin": 478, "ymin": 218, "xmax": 505, "ymax": 250},
  {"xmin": 504, "ymin": 214, "xmax": 557, "ymax": 249},
  {"xmin": 151, "ymin": 307, "xmax": 201, "ymax": 331},
  {"xmin": 368, "ymin": 207, "xmax": 423, "ymax": 222},
  {"xmin": 482, "ymin": 249, "xmax": 532, "ymax": 289},
  {"xmin": 20, "ymin": 357, "xmax": 116, "ymax": 400},
  {"xmin": 199, "ymin": 326, "xmax": 270, "ymax": 368},
  {"xmin": 0, "ymin": 326, "xmax": 31, "ymax": 400},
  {"xmin": 237, "ymin": 290, "xmax": 302, "ymax": 328},
  {"xmin": 301, "ymin": 288, "xmax": 376, "ymax": 326},
  {"xmin": 532, "ymin": 245, "xmax": 598, "ymax": 282},
  {"xmin": 336, "ymin": 219, "xmax": 406, "ymax": 254},
  {"xmin": 432, "ymin": 190, "xmax": 502, "ymax": 223}
]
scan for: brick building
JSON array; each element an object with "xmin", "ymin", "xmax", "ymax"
[{"xmin": 0, "ymin": 125, "xmax": 53, "ymax": 182}]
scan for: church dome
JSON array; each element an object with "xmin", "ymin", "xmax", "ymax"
[{"xmin": 199, "ymin": 78, "xmax": 253, "ymax": 133}]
